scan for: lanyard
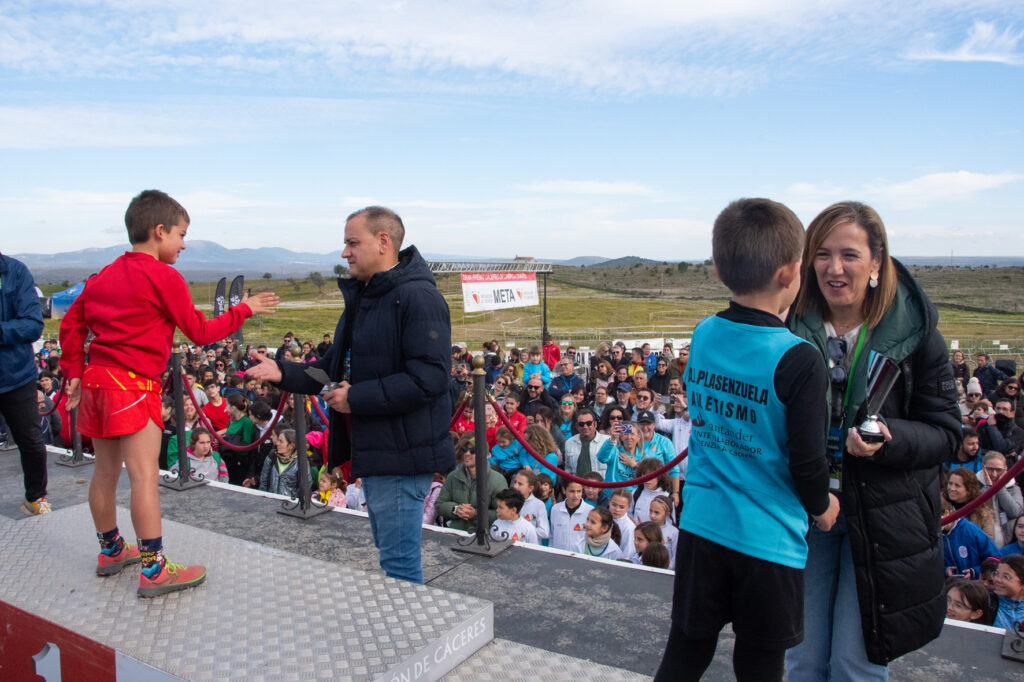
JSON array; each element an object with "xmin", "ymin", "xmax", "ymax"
[{"xmin": 840, "ymin": 324, "xmax": 869, "ymax": 419}]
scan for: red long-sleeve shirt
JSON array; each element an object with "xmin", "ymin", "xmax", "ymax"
[{"xmin": 60, "ymin": 252, "xmax": 251, "ymax": 382}]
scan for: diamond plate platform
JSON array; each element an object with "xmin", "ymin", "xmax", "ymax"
[
  {"xmin": 0, "ymin": 504, "xmax": 492, "ymax": 681},
  {"xmin": 442, "ymin": 638, "xmax": 649, "ymax": 681}
]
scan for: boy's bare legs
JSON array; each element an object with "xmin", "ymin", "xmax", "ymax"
[{"xmin": 89, "ymin": 421, "xmax": 162, "ymax": 538}]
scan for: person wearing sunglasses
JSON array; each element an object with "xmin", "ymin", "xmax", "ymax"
[
  {"xmin": 787, "ymin": 202, "xmax": 961, "ymax": 679},
  {"xmin": 564, "ymin": 408, "xmax": 609, "ymax": 478}
]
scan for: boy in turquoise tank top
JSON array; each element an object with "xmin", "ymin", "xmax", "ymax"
[{"xmin": 654, "ymin": 199, "xmax": 839, "ymax": 682}]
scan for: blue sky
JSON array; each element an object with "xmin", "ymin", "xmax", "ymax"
[{"xmin": 1, "ymin": 1, "xmax": 1022, "ymax": 261}]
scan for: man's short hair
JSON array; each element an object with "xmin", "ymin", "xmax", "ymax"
[
  {"xmin": 347, "ymin": 206, "xmax": 405, "ymax": 251},
  {"xmin": 977, "ymin": 353, "xmax": 990, "ymax": 361},
  {"xmin": 125, "ymin": 190, "xmax": 190, "ymax": 245},
  {"xmin": 712, "ymin": 198, "xmax": 803, "ymax": 295}
]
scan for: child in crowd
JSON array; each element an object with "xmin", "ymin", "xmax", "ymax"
[
  {"xmin": 502, "ymin": 391, "xmax": 528, "ymax": 434},
  {"xmin": 169, "ymin": 428, "xmax": 228, "ymax": 483},
  {"xmin": 59, "ymin": 189, "xmax": 277, "ymax": 596},
  {"xmin": 941, "ymin": 497, "xmax": 1000, "ymax": 579},
  {"xmin": 993, "ymin": 555, "xmax": 1024, "ymax": 630},
  {"xmin": 513, "ymin": 469, "xmax": 551, "ymax": 545},
  {"xmin": 945, "ymin": 577, "xmax": 994, "ymax": 625},
  {"xmin": 491, "ymin": 489, "xmax": 539, "ymax": 544},
  {"xmin": 453, "ymin": 403, "xmax": 474, "ymax": 435},
  {"xmin": 259, "ymin": 429, "xmax": 309, "ymax": 499},
  {"xmin": 642, "ymin": 543, "xmax": 672, "ymax": 570},
  {"xmin": 489, "ymin": 426, "xmax": 524, "ymax": 481},
  {"xmin": 347, "ymin": 478, "xmax": 367, "ymax": 512},
  {"xmin": 1002, "ymin": 517, "xmax": 1024, "ymax": 557},
  {"xmin": 980, "ymin": 558, "xmax": 1001, "ymax": 592},
  {"xmin": 535, "ymin": 473, "xmax": 555, "ymax": 515},
  {"xmin": 522, "ymin": 424, "xmax": 560, "ymax": 474},
  {"xmin": 221, "ymin": 393, "xmax": 256, "ymax": 485},
  {"xmin": 631, "ymin": 458, "xmax": 672, "ymax": 523},
  {"xmin": 550, "ymin": 481, "xmax": 593, "ymax": 553},
  {"xmin": 316, "ymin": 467, "xmax": 348, "ymax": 507},
  {"xmin": 522, "ymin": 346, "xmax": 552, "ymax": 389},
  {"xmin": 649, "ymin": 495, "xmax": 679, "ymax": 570},
  {"xmin": 656, "ymin": 199, "xmax": 837, "ymax": 681},
  {"xmin": 202, "ymin": 381, "xmax": 229, "ymax": 432},
  {"xmin": 631, "ymin": 522, "xmax": 664, "ymax": 565},
  {"xmin": 583, "ymin": 507, "xmax": 622, "ymax": 560},
  {"xmin": 582, "ymin": 471, "xmax": 610, "ymax": 509},
  {"xmin": 608, "ymin": 488, "xmax": 636, "ymax": 557},
  {"xmin": 423, "ymin": 472, "xmax": 445, "ymax": 525}
]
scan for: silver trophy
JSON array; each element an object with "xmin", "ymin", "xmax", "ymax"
[{"xmin": 858, "ymin": 352, "xmax": 900, "ymax": 444}]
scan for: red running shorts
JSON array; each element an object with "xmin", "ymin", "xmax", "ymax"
[{"xmin": 77, "ymin": 365, "xmax": 163, "ymax": 439}]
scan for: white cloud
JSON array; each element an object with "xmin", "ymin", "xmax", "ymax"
[
  {"xmin": 516, "ymin": 180, "xmax": 657, "ymax": 197},
  {"xmin": 866, "ymin": 171, "xmax": 1024, "ymax": 209},
  {"xmin": 906, "ymin": 20, "xmax": 1024, "ymax": 66}
]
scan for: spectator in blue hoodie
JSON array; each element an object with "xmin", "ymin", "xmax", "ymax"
[
  {"xmin": 521, "ymin": 346, "xmax": 551, "ymax": 389},
  {"xmin": 942, "ymin": 497, "xmax": 1000, "ymax": 580}
]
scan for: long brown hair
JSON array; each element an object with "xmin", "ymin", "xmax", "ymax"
[{"xmin": 793, "ymin": 201, "xmax": 897, "ymax": 329}]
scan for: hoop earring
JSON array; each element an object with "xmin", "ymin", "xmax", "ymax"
[{"xmin": 869, "ymin": 272, "xmax": 879, "ymax": 289}]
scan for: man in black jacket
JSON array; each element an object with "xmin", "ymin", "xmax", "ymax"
[
  {"xmin": 247, "ymin": 207, "xmax": 455, "ymax": 584},
  {"xmin": 980, "ymin": 398, "xmax": 1024, "ymax": 458}
]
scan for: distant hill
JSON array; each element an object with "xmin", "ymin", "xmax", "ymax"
[
  {"xmin": 592, "ymin": 256, "xmax": 663, "ymax": 268},
  {"xmin": 558, "ymin": 256, "xmax": 610, "ymax": 267}
]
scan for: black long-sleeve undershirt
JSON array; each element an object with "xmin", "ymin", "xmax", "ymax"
[{"xmin": 718, "ymin": 301, "xmax": 831, "ymax": 517}]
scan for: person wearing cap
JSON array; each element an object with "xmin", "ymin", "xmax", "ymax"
[
  {"xmin": 963, "ymin": 378, "xmax": 985, "ymax": 418},
  {"xmin": 636, "ymin": 409, "xmax": 680, "ymax": 505},
  {"xmin": 614, "ymin": 381, "xmax": 636, "ymax": 421}
]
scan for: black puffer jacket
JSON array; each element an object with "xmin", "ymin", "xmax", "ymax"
[
  {"xmin": 790, "ymin": 259, "xmax": 961, "ymax": 665},
  {"xmin": 278, "ymin": 246, "xmax": 455, "ymax": 478}
]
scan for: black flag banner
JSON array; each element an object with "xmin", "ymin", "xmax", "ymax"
[
  {"xmin": 213, "ymin": 277, "xmax": 227, "ymax": 318},
  {"xmin": 228, "ymin": 275, "xmax": 245, "ymax": 343}
]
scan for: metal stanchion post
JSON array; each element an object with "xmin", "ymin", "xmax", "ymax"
[
  {"xmin": 280, "ymin": 393, "xmax": 331, "ymax": 519},
  {"xmin": 160, "ymin": 351, "xmax": 208, "ymax": 491},
  {"xmin": 57, "ymin": 406, "xmax": 93, "ymax": 468},
  {"xmin": 453, "ymin": 357, "xmax": 512, "ymax": 557}
]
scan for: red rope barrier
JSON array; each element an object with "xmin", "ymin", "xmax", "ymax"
[
  {"xmin": 311, "ymin": 397, "xmax": 330, "ymax": 427},
  {"xmin": 941, "ymin": 455, "xmax": 1024, "ymax": 525},
  {"xmin": 490, "ymin": 394, "xmax": 686, "ymax": 489},
  {"xmin": 38, "ymin": 389, "xmax": 65, "ymax": 417},
  {"xmin": 182, "ymin": 376, "xmax": 289, "ymax": 452}
]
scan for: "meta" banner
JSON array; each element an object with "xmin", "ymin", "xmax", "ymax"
[{"xmin": 460, "ymin": 272, "xmax": 539, "ymax": 312}]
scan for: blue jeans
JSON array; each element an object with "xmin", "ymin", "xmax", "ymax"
[
  {"xmin": 786, "ymin": 515, "xmax": 888, "ymax": 682},
  {"xmin": 362, "ymin": 474, "xmax": 433, "ymax": 584}
]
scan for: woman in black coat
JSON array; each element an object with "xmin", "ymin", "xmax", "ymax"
[{"xmin": 786, "ymin": 202, "xmax": 961, "ymax": 679}]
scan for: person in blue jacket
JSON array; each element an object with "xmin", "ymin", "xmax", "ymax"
[
  {"xmin": 247, "ymin": 207, "xmax": 454, "ymax": 584},
  {"xmin": 0, "ymin": 253, "xmax": 50, "ymax": 515},
  {"xmin": 941, "ymin": 501, "xmax": 1000, "ymax": 579}
]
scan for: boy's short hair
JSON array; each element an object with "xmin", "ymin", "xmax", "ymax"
[
  {"xmin": 496, "ymin": 488, "xmax": 525, "ymax": 513},
  {"xmin": 125, "ymin": 190, "xmax": 190, "ymax": 245},
  {"xmin": 583, "ymin": 471, "xmax": 603, "ymax": 483},
  {"xmin": 712, "ymin": 198, "xmax": 803, "ymax": 295}
]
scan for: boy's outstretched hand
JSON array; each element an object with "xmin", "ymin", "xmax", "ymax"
[
  {"xmin": 242, "ymin": 291, "xmax": 279, "ymax": 315},
  {"xmin": 813, "ymin": 493, "xmax": 840, "ymax": 532},
  {"xmin": 246, "ymin": 351, "xmax": 283, "ymax": 383}
]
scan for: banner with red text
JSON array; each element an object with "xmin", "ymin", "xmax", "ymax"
[{"xmin": 461, "ymin": 273, "xmax": 539, "ymax": 312}]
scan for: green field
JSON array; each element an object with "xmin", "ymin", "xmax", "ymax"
[{"xmin": 40, "ymin": 267, "xmax": 1024, "ymax": 360}]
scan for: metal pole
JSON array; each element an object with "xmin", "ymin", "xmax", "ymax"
[
  {"xmin": 160, "ymin": 351, "xmax": 206, "ymax": 490},
  {"xmin": 542, "ymin": 273, "xmax": 548, "ymax": 350},
  {"xmin": 452, "ymin": 356, "xmax": 512, "ymax": 556},
  {"xmin": 57, "ymin": 406, "xmax": 93, "ymax": 467},
  {"xmin": 279, "ymin": 393, "xmax": 331, "ymax": 519}
]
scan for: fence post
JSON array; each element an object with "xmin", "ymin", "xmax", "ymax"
[
  {"xmin": 453, "ymin": 356, "xmax": 512, "ymax": 557},
  {"xmin": 57, "ymin": 406, "xmax": 92, "ymax": 468},
  {"xmin": 160, "ymin": 350, "xmax": 208, "ymax": 491},
  {"xmin": 279, "ymin": 393, "xmax": 331, "ymax": 519}
]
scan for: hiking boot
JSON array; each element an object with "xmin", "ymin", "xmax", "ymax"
[
  {"xmin": 96, "ymin": 542, "xmax": 142, "ymax": 576},
  {"xmin": 137, "ymin": 560, "xmax": 206, "ymax": 598},
  {"xmin": 21, "ymin": 497, "xmax": 51, "ymax": 516}
]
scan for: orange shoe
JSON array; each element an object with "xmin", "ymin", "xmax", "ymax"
[
  {"xmin": 96, "ymin": 542, "xmax": 142, "ymax": 576},
  {"xmin": 137, "ymin": 560, "xmax": 206, "ymax": 598}
]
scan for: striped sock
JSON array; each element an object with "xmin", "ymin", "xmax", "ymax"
[
  {"xmin": 97, "ymin": 527, "xmax": 124, "ymax": 556},
  {"xmin": 139, "ymin": 536, "xmax": 165, "ymax": 578}
]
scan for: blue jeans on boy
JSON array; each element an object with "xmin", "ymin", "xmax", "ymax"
[
  {"xmin": 786, "ymin": 514, "xmax": 888, "ymax": 682},
  {"xmin": 363, "ymin": 473, "xmax": 433, "ymax": 584}
]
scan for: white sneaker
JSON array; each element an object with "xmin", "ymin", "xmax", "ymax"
[{"xmin": 21, "ymin": 497, "xmax": 51, "ymax": 516}]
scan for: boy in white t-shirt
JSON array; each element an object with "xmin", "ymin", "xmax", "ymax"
[
  {"xmin": 490, "ymin": 489, "xmax": 539, "ymax": 544},
  {"xmin": 549, "ymin": 481, "xmax": 593, "ymax": 552}
]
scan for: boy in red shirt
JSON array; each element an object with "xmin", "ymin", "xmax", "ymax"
[{"xmin": 60, "ymin": 190, "xmax": 277, "ymax": 597}]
